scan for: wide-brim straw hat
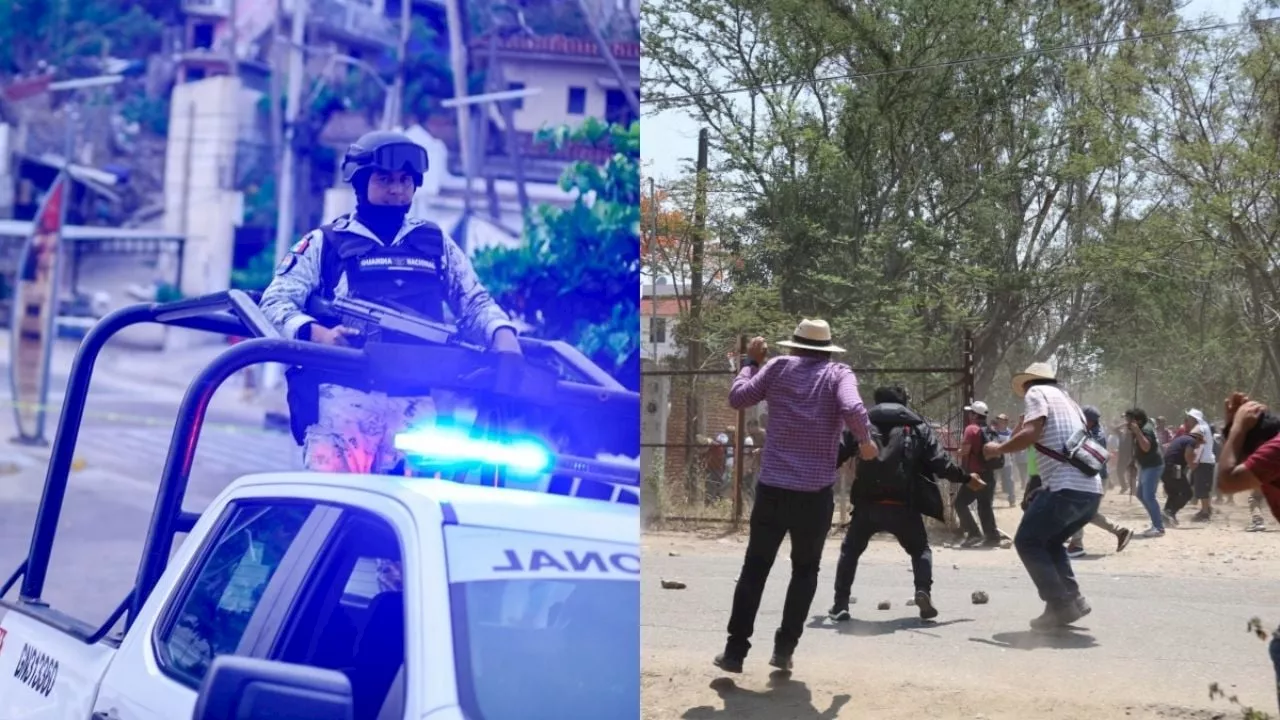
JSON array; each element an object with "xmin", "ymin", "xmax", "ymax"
[
  {"xmin": 776, "ymin": 318, "xmax": 845, "ymax": 353},
  {"xmin": 1011, "ymin": 362, "xmax": 1057, "ymax": 397}
]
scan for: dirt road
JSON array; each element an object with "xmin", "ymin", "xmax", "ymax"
[{"xmin": 642, "ymin": 494, "xmax": 1280, "ymax": 719}]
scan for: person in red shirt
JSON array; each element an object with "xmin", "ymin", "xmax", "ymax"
[
  {"xmin": 1215, "ymin": 391, "xmax": 1280, "ymax": 713},
  {"xmin": 1217, "ymin": 394, "xmax": 1280, "ymax": 520},
  {"xmin": 957, "ymin": 401, "xmax": 1001, "ymax": 547}
]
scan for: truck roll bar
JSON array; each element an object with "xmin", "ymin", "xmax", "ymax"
[
  {"xmin": 130, "ymin": 336, "xmax": 364, "ymax": 624},
  {"xmin": 6, "ymin": 290, "xmax": 640, "ymax": 640},
  {"xmin": 20, "ymin": 290, "xmax": 280, "ymax": 605}
]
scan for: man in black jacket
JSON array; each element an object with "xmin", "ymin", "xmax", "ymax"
[{"xmin": 829, "ymin": 387, "xmax": 985, "ymax": 621}]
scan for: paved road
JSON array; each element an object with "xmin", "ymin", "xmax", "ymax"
[
  {"xmin": 0, "ymin": 375, "xmax": 299, "ymax": 631},
  {"xmin": 643, "ymin": 536, "xmax": 1280, "ymax": 719}
]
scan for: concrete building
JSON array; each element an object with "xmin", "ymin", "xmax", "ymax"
[
  {"xmin": 640, "ymin": 281, "xmax": 684, "ymax": 364},
  {"xmin": 482, "ymin": 35, "xmax": 640, "ymax": 132},
  {"xmin": 176, "ymin": 0, "xmax": 396, "ymax": 83}
]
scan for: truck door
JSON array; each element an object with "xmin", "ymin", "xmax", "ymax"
[
  {"xmin": 237, "ymin": 490, "xmax": 435, "ymax": 720},
  {"xmin": 89, "ymin": 500, "xmax": 339, "ymax": 720}
]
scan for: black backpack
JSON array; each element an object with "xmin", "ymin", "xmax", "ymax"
[
  {"xmin": 852, "ymin": 423, "xmax": 920, "ymax": 504},
  {"xmin": 979, "ymin": 425, "xmax": 1005, "ymax": 470}
]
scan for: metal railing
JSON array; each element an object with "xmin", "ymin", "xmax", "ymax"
[{"xmin": 641, "ymin": 332, "xmax": 976, "ymax": 529}]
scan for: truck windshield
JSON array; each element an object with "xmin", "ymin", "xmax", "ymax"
[{"xmin": 444, "ymin": 526, "xmax": 640, "ymax": 720}]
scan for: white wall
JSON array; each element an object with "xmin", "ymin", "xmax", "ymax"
[
  {"xmin": 640, "ymin": 315, "xmax": 679, "ymax": 362},
  {"xmin": 161, "ymin": 76, "xmax": 247, "ymax": 348},
  {"xmin": 500, "ymin": 59, "xmax": 638, "ymax": 133}
]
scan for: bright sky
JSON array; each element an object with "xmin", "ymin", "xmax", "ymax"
[{"xmin": 640, "ymin": 0, "xmax": 1270, "ymax": 181}]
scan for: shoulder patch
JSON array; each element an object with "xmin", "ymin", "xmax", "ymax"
[
  {"xmin": 276, "ymin": 254, "xmax": 298, "ymax": 276},
  {"xmin": 291, "ymin": 236, "xmax": 311, "ymax": 255}
]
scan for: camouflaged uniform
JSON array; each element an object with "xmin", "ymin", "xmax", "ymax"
[{"xmin": 260, "ymin": 213, "xmax": 515, "ymax": 474}]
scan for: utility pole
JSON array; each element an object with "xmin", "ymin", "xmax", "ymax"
[
  {"xmin": 388, "ymin": 0, "xmax": 412, "ymax": 128},
  {"xmin": 962, "ymin": 328, "xmax": 975, "ymax": 407},
  {"xmin": 690, "ymin": 129, "xmax": 708, "ymax": 372},
  {"xmin": 269, "ymin": 0, "xmax": 283, "ymax": 192},
  {"xmin": 682, "ymin": 129, "xmax": 708, "ymax": 497},
  {"xmin": 264, "ymin": 0, "xmax": 306, "ymax": 391},
  {"xmin": 444, "ymin": 0, "xmax": 475, "ymax": 216},
  {"xmin": 273, "ymin": 0, "xmax": 308, "ymax": 264},
  {"xmin": 181, "ymin": 102, "xmax": 196, "ymax": 237},
  {"xmin": 648, "ymin": 176, "xmax": 658, "ymax": 364},
  {"xmin": 228, "ymin": 0, "xmax": 239, "ymax": 79},
  {"xmin": 482, "ymin": 17, "xmax": 530, "ymax": 219}
]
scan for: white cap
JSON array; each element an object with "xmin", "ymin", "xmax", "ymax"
[
  {"xmin": 1185, "ymin": 409, "xmax": 1207, "ymax": 425},
  {"xmin": 965, "ymin": 401, "xmax": 990, "ymax": 416}
]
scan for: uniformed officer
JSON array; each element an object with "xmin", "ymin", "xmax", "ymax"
[{"xmin": 260, "ymin": 130, "xmax": 521, "ymax": 474}]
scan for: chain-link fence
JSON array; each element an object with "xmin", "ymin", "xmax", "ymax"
[{"xmin": 641, "ymin": 333, "xmax": 978, "ymax": 532}]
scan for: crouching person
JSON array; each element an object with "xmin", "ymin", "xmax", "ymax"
[
  {"xmin": 829, "ymin": 386, "xmax": 986, "ymax": 622},
  {"xmin": 1216, "ymin": 392, "xmax": 1280, "ymax": 715}
]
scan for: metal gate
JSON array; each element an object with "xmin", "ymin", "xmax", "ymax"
[{"xmin": 640, "ymin": 331, "xmax": 976, "ymax": 529}]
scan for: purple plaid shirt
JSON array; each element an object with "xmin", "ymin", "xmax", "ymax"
[{"xmin": 729, "ymin": 355, "xmax": 873, "ymax": 492}]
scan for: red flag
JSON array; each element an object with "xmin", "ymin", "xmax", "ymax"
[
  {"xmin": 1, "ymin": 74, "xmax": 53, "ymax": 103},
  {"xmin": 10, "ymin": 173, "xmax": 68, "ymax": 442}
]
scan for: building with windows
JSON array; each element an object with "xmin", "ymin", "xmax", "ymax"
[
  {"xmin": 482, "ymin": 35, "xmax": 640, "ymax": 131},
  {"xmin": 640, "ymin": 281, "xmax": 684, "ymax": 364}
]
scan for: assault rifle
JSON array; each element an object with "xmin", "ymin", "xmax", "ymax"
[
  {"xmin": 305, "ymin": 295, "xmax": 536, "ymax": 398},
  {"xmin": 305, "ymin": 296, "xmax": 481, "ymax": 350}
]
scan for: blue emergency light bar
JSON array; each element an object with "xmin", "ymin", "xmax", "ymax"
[
  {"xmin": 393, "ymin": 427, "xmax": 640, "ymax": 505},
  {"xmin": 393, "ymin": 427, "xmax": 553, "ymax": 475}
]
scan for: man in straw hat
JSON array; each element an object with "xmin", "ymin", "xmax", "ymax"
[
  {"xmin": 983, "ymin": 362, "xmax": 1105, "ymax": 629},
  {"xmin": 715, "ymin": 318, "xmax": 878, "ymax": 673}
]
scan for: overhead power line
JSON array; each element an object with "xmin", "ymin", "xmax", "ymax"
[{"xmin": 652, "ymin": 17, "xmax": 1279, "ymax": 107}]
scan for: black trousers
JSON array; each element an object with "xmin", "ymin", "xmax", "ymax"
[
  {"xmin": 955, "ymin": 469, "xmax": 999, "ymax": 541},
  {"xmin": 725, "ymin": 482, "xmax": 833, "ymax": 658},
  {"xmin": 833, "ymin": 502, "xmax": 932, "ymax": 606},
  {"xmin": 1162, "ymin": 464, "xmax": 1193, "ymax": 515}
]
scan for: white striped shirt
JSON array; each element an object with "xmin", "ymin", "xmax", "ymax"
[{"xmin": 1023, "ymin": 384, "xmax": 1104, "ymax": 495}]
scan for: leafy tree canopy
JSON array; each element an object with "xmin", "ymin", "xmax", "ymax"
[
  {"xmin": 644, "ymin": 0, "xmax": 1280, "ymax": 421},
  {"xmin": 472, "ymin": 118, "xmax": 640, "ymax": 389}
]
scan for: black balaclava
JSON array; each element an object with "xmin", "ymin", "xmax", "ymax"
[{"xmin": 352, "ymin": 169, "xmax": 414, "ymax": 243}]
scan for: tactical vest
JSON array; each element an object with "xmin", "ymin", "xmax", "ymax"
[
  {"xmin": 284, "ymin": 216, "xmax": 449, "ymax": 446},
  {"xmin": 318, "ymin": 216, "xmax": 447, "ymax": 322}
]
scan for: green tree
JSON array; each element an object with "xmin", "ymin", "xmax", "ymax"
[
  {"xmin": 400, "ymin": 17, "xmax": 455, "ymax": 122},
  {"xmin": 0, "ymin": 1, "xmax": 163, "ymax": 74},
  {"xmin": 643, "ymin": 0, "xmax": 1276, "ymax": 412},
  {"xmin": 471, "ymin": 118, "xmax": 640, "ymax": 388}
]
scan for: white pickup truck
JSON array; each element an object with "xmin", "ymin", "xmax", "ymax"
[{"xmin": 0, "ymin": 291, "xmax": 641, "ymax": 720}]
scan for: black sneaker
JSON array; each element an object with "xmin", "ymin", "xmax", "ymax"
[
  {"xmin": 961, "ymin": 535, "xmax": 984, "ymax": 548},
  {"xmin": 713, "ymin": 652, "xmax": 744, "ymax": 673},
  {"xmin": 1163, "ymin": 510, "xmax": 1179, "ymax": 528},
  {"xmin": 1192, "ymin": 510, "xmax": 1212, "ymax": 522},
  {"xmin": 828, "ymin": 604, "xmax": 851, "ymax": 622},
  {"xmin": 1116, "ymin": 528, "xmax": 1133, "ymax": 553},
  {"xmin": 915, "ymin": 590, "xmax": 939, "ymax": 621},
  {"xmin": 768, "ymin": 653, "xmax": 793, "ymax": 671}
]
